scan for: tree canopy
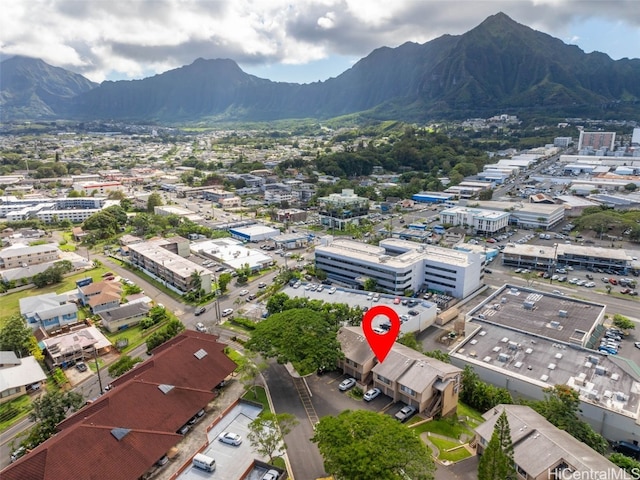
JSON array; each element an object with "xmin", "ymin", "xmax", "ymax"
[
  {"xmin": 25, "ymin": 390, "xmax": 84, "ymax": 448},
  {"xmin": 245, "ymin": 308, "xmax": 344, "ymax": 375},
  {"xmin": 247, "ymin": 412, "xmax": 298, "ymax": 462},
  {"xmin": 0, "ymin": 314, "xmax": 33, "ymax": 356},
  {"xmin": 312, "ymin": 409, "xmax": 435, "ymax": 480},
  {"xmin": 478, "ymin": 410, "xmax": 516, "ymax": 480}
]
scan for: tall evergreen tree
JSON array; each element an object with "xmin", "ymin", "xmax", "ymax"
[{"xmin": 478, "ymin": 410, "xmax": 516, "ymax": 480}]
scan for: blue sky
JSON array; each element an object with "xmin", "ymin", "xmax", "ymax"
[{"xmin": 2, "ymin": 1, "xmax": 639, "ymax": 84}]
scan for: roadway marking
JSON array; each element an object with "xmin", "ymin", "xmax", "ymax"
[{"xmin": 292, "ymin": 377, "xmax": 319, "ymax": 426}]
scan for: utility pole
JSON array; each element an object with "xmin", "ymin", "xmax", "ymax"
[{"xmin": 93, "ymin": 346, "xmax": 104, "ymax": 395}]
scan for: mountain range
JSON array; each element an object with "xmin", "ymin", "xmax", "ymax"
[{"xmin": 2, "ymin": 12, "xmax": 639, "ymax": 123}]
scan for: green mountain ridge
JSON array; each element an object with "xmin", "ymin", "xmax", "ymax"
[{"xmin": 1, "ymin": 12, "xmax": 639, "ymax": 123}]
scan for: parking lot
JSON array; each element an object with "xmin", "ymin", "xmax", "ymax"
[
  {"xmin": 176, "ymin": 403, "xmax": 274, "ymax": 480},
  {"xmin": 281, "ymin": 284, "xmax": 438, "ymax": 334}
]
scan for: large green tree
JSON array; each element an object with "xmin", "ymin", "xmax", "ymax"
[
  {"xmin": 25, "ymin": 390, "xmax": 84, "ymax": 447},
  {"xmin": 146, "ymin": 192, "xmax": 163, "ymax": 213},
  {"xmin": 312, "ymin": 409, "xmax": 435, "ymax": 480},
  {"xmin": 0, "ymin": 314, "xmax": 32, "ymax": 356},
  {"xmin": 247, "ymin": 412, "xmax": 298, "ymax": 462},
  {"xmin": 478, "ymin": 410, "xmax": 516, "ymax": 480},
  {"xmin": 245, "ymin": 308, "xmax": 343, "ymax": 375}
]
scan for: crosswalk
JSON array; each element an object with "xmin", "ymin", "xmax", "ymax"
[{"xmin": 292, "ymin": 377, "xmax": 319, "ymax": 426}]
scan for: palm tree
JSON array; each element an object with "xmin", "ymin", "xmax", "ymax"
[{"xmin": 190, "ymin": 270, "xmax": 203, "ymax": 301}]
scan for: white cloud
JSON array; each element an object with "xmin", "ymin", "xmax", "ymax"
[{"xmin": 0, "ymin": 0, "xmax": 638, "ymax": 83}]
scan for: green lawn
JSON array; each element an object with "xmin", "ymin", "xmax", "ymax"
[
  {"xmin": 457, "ymin": 402, "xmax": 485, "ymax": 427},
  {"xmin": 412, "ymin": 417, "xmax": 473, "ymax": 440},
  {"xmin": 429, "ymin": 436, "xmax": 472, "ymax": 462},
  {"xmin": 0, "ymin": 268, "xmax": 111, "ymax": 326},
  {"xmin": 225, "ymin": 348, "xmax": 245, "ymax": 367},
  {"xmin": 0, "ymin": 394, "xmax": 32, "ymax": 431}
]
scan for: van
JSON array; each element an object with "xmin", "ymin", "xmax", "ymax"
[
  {"xmin": 613, "ymin": 441, "xmax": 640, "ymax": 460},
  {"xmin": 193, "ymin": 453, "xmax": 216, "ymax": 472}
]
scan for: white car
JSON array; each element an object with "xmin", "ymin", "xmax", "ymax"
[
  {"xmin": 338, "ymin": 377, "xmax": 356, "ymax": 391},
  {"xmin": 218, "ymin": 432, "xmax": 242, "ymax": 446},
  {"xmin": 195, "ymin": 322, "xmax": 207, "ymax": 333},
  {"xmin": 239, "ymin": 289, "xmax": 249, "ymax": 296},
  {"xmin": 222, "ymin": 308, "xmax": 234, "ymax": 317},
  {"xmin": 363, "ymin": 387, "xmax": 381, "ymax": 401},
  {"xmin": 328, "ymin": 287, "xmax": 337, "ymax": 294}
]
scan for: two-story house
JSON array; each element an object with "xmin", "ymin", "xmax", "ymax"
[
  {"xmin": 19, "ymin": 293, "xmax": 79, "ymax": 333},
  {"xmin": 78, "ymin": 281, "xmax": 122, "ymax": 314},
  {"xmin": 337, "ymin": 326, "xmax": 462, "ymax": 418}
]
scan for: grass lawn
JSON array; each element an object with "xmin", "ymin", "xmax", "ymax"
[
  {"xmin": 104, "ymin": 322, "xmax": 166, "ymax": 354},
  {"xmin": 0, "ymin": 394, "xmax": 32, "ymax": 431},
  {"xmin": 412, "ymin": 417, "xmax": 473, "ymax": 440},
  {"xmin": 0, "ymin": 267, "xmax": 112, "ymax": 326},
  {"xmin": 241, "ymin": 385, "xmax": 271, "ymax": 414},
  {"xmin": 429, "ymin": 436, "xmax": 472, "ymax": 462},
  {"xmin": 457, "ymin": 402, "xmax": 485, "ymax": 428},
  {"xmin": 225, "ymin": 348, "xmax": 245, "ymax": 367}
]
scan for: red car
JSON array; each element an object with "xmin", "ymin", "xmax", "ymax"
[{"xmin": 393, "ymin": 297, "xmax": 401, "ymax": 304}]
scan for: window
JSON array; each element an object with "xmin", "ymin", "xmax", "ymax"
[
  {"xmin": 400, "ymin": 384, "xmax": 416, "ymax": 396},
  {"xmin": 376, "ymin": 374, "xmax": 391, "ymax": 385}
]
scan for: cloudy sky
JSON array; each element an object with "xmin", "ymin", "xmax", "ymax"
[{"xmin": 2, "ymin": 0, "xmax": 639, "ymax": 84}]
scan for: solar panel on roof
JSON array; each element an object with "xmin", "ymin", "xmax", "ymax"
[{"xmin": 194, "ymin": 348, "xmax": 208, "ymax": 359}]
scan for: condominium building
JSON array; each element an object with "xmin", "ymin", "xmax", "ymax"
[
  {"xmin": 439, "ymin": 206, "xmax": 510, "ymax": 235},
  {"xmin": 314, "ymin": 238, "xmax": 482, "ymax": 298},
  {"xmin": 0, "ymin": 243, "xmax": 60, "ymax": 269},
  {"xmin": 318, "ymin": 189, "xmax": 370, "ymax": 230},
  {"xmin": 128, "ymin": 237, "xmax": 212, "ymax": 294}
]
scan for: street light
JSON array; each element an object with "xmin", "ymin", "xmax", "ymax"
[{"xmin": 93, "ymin": 345, "xmax": 104, "ymax": 395}]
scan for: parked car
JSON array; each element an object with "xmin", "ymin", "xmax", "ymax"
[
  {"xmin": 222, "ymin": 308, "xmax": 234, "ymax": 317},
  {"xmin": 328, "ymin": 287, "xmax": 337, "ymax": 294},
  {"xmin": 261, "ymin": 469, "xmax": 280, "ymax": 480},
  {"xmin": 258, "ymin": 282, "xmax": 267, "ymax": 289},
  {"xmin": 218, "ymin": 432, "xmax": 242, "ymax": 446},
  {"xmin": 363, "ymin": 388, "xmax": 381, "ymax": 402},
  {"xmin": 338, "ymin": 377, "xmax": 356, "ymax": 391},
  {"xmin": 598, "ymin": 346, "xmax": 618, "ymax": 355},
  {"xmin": 239, "ymin": 289, "xmax": 249, "ymax": 296},
  {"xmin": 246, "ymin": 293, "xmax": 257, "ymax": 302},
  {"xmin": 75, "ymin": 362, "xmax": 88, "ymax": 372},
  {"xmin": 195, "ymin": 306, "xmax": 206, "ymax": 316},
  {"xmin": 634, "ymin": 342, "xmax": 640, "ymax": 350},
  {"xmin": 394, "ymin": 405, "xmax": 417, "ymax": 422},
  {"xmin": 195, "ymin": 322, "xmax": 207, "ymax": 333}
]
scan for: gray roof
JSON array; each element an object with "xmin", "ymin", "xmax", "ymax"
[
  {"xmin": 99, "ymin": 302, "xmax": 150, "ymax": 323},
  {"xmin": 0, "ymin": 243, "xmax": 59, "ymax": 259},
  {"xmin": 20, "ymin": 292, "xmax": 70, "ymax": 315},
  {"xmin": 0, "ymin": 351, "xmax": 20, "ymax": 366},
  {"xmin": 337, "ymin": 327, "xmax": 375, "ymax": 366},
  {"xmin": 476, "ymin": 405, "xmax": 630, "ymax": 478},
  {"xmin": 0, "ymin": 355, "xmax": 47, "ymax": 391}
]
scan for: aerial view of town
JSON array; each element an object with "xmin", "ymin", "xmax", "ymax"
[{"xmin": 1, "ymin": 2, "xmax": 640, "ymax": 480}]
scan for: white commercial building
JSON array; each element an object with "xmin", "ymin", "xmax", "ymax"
[
  {"xmin": 314, "ymin": 238, "xmax": 482, "ymax": 298},
  {"xmin": 451, "ymin": 284, "xmax": 640, "ymax": 443},
  {"xmin": 440, "ymin": 206, "xmax": 510, "ymax": 235},
  {"xmin": 472, "ymin": 201, "xmax": 565, "ymax": 230}
]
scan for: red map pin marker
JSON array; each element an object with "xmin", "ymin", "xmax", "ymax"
[{"xmin": 362, "ymin": 305, "xmax": 401, "ymax": 363}]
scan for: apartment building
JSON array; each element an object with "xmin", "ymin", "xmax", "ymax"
[
  {"xmin": 476, "ymin": 405, "xmax": 629, "ymax": 480},
  {"xmin": 439, "ymin": 206, "xmax": 510, "ymax": 235},
  {"xmin": 0, "ymin": 243, "xmax": 60, "ymax": 269},
  {"xmin": 315, "ymin": 238, "xmax": 482, "ymax": 298},
  {"xmin": 128, "ymin": 237, "xmax": 212, "ymax": 294},
  {"xmin": 338, "ymin": 327, "xmax": 461, "ymax": 417},
  {"xmin": 318, "ymin": 189, "xmax": 370, "ymax": 230}
]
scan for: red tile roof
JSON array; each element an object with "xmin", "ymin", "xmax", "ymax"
[{"xmin": 0, "ymin": 331, "xmax": 236, "ymax": 480}]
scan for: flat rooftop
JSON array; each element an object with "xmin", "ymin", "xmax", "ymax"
[
  {"xmin": 467, "ymin": 285, "xmax": 605, "ymax": 346},
  {"xmin": 317, "ymin": 238, "xmax": 474, "ymax": 269},
  {"xmin": 502, "ymin": 243, "xmax": 632, "ymax": 262},
  {"xmin": 453, "ymin": 322, "xmax": 640, "ymax": 419}
]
